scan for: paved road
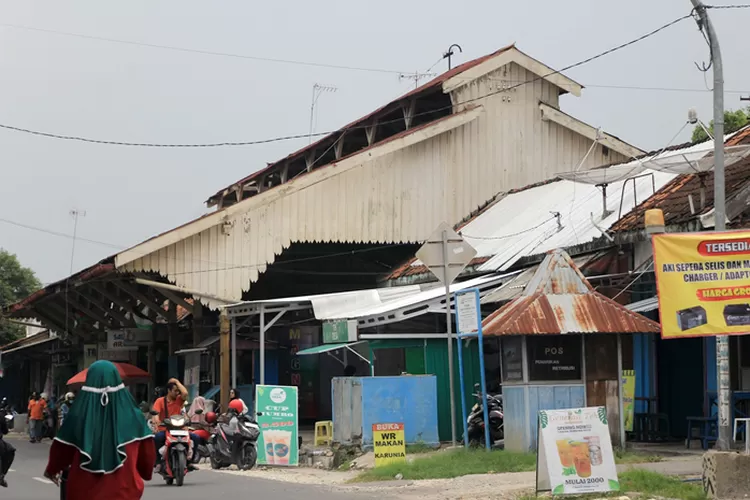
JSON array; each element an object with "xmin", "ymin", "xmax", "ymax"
[{"xmin": 3, "ymin": 436, "xmax": 386, "ymax": 500}]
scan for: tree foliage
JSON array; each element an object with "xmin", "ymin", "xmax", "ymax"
[
  {"xmin": 0, "ymin": 249, "xmax": 42, "ymax": 345},
  {"xmin": 692, "ymin": 108, "xmax": 749, "ymax": 143}
]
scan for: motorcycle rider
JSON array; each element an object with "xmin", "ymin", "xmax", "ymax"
[
  {"xmin": 59, "ymin": 392, "xmax": 75, "ymax": 428},
  {"xmin": 151, "ymin": 379, "xmax": 202, "ymax": 470},
  {"xmin": 0, "ymin": 399, "xmax": 16, "ymax": 487}
]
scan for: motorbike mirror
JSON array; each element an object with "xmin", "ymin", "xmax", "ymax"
[
  {"xmin": 149, "ymin": 410, "xmax": 159, "ymax": 416},
  {"xmin": 194, "ymin": 409, "xmax": 204, "ymax": 415},
  {"xmin": 256, "ymin": 412, "xmax": 263, "ymax": 416}
]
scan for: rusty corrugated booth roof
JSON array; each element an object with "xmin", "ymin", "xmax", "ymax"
[{"xmin": 482, "ymin": 248, "xmax": 660, "ymax": 336}]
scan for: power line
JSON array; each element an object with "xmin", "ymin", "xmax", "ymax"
[
  {"xmin": 0, "ymin": 23, "xmax": 408, "ymax": 75},
  {"xmin": 459, "ymin": 217, "xmax": 557, "ymax": 240},
  {"xmin": 706, "ymin": 4, "xmax": 750, "ymax": 8},
  {"xmin": 0, "ymin": 13, "xmax": 694, "ymax": 149},
  {"xmin": 0, "ymin": 123, "xmax": 329, "ymax": 148},
  {"xmin": 0, "ymin": 217, "xmax": 123, "ymax": 249}
]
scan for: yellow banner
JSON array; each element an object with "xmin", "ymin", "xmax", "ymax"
[
  {"xmin": 373, "ymin": 423, "xmax": 406, "ymax": 467},
  {"xmin": 653, "ymin": 231, "xmax": 750, "ymax": 338},
  {"xmin": 621, "ymin": 370, "xmax": 635, "ymax": 432}
]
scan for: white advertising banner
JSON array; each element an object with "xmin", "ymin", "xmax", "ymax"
[{"xmin": 536, "ymin": 407, "xmax": 620, "ymax": 495}]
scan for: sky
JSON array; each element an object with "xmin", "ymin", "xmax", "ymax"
[{"xmin": 0, "ymin": 0, "xmax": 748, "ymax": 286}]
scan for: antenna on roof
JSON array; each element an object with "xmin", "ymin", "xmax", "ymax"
[
  {"xmin": 309, "ymin": 84, "xmax": 337, "ymax": 144},
  {"xmin": 399, "ymin": 71, "xmax": 432, "ymax": 89},
  {"xmin": 443, "ymin": 44, "xmax": 463, "ymax": 71}
]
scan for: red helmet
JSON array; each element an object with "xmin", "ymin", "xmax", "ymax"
[
  {"xmin": 228, "ymin": 399, "xmax": 244, "ymax": 414},
  {"xmin": 205, "ymin": 411, "xmax": 217, "ymax": 424}
]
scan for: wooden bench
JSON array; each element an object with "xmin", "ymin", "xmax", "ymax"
[{"xmin": 686, "ymin": 416, "xmax": 717, "ymax": 450}]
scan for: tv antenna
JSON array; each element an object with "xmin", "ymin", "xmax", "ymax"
[{"xmin": 309, "ymin": 84, "xmax": 337, "ymax": 143}]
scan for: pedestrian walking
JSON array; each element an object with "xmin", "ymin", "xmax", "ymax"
[
  {"xmin": 27, "ymin": 392, "xmax": 46, "ymax": 443},
  {"xmin": 44, "ymin": 360, "xmax": 155, "ymax": 500}
]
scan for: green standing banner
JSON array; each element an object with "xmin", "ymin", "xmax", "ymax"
[{"xmin": 255, "ymin": 385, "xmax": 299, "ymax": 466}]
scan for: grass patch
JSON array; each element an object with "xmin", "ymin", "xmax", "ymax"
[
  {"xmin": 614, "ymin": 449, "xmax": 663, "ymax": 464},
  {"xmin": 352, "ymin": 448, "xmax": 536, "ymax": 482},
  {"xmin": 620, "ymin": 470, "xmax": 706, "ymax": 500},
  {"xmin": 406, "ymin": 442, "xmax": 436, "ymax": 454}
]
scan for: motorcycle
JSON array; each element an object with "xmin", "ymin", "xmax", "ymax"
[
  {"xmin": 208, "ymin": 409, "xmax": 261, "ymax": 471},
  {"xmin": 187, "ymin": 402, "xmax": 216, "ymax": 464},
  {"xmin": 150, "ymin": 403, "xmax": 194, "ymax": 487},
  {"xmin": 466, "ymin": 383, "xmax": 504, "ymax": 448}
]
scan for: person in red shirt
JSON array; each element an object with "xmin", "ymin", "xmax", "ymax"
[
  {"xmin": 152, "ymin": 378, "xmax": 201, "ymax": 470},
  {"xmin": 44, "ymin": 360, "xmax": 155, "ymax": 500},
  {"xmin": 27, "ymin": 392, "xmax": 47, "ymax": 443}
]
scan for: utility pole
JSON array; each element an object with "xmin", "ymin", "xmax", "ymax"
[{"xmin": 690, "ymin": 0, "xmax": 730, "ymax": 451}]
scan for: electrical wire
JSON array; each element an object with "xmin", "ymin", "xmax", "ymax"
[
  {"xmin": 0, "ymin": 13, "xmax": 694, "ymax": 149},
  {"xmin": 0, "ymin": 217, "xmax": 124, "ymax": 249},
  {"xmin": 706, "ymin": 4, "xmax": 750, "ymax": 9},
  {"xmin": 459, "ymin": 217, "xmax": 557, "ymax": 240},
  {"xmin": 0, "ymin": 22, "xmax": 409, "ymax": 75}
]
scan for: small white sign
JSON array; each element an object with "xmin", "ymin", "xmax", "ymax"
[
  {"xmin": 456, "ymin": 291, "xmax": 480, "ymax": 334},
  {"xmin": 107, "ymin": 330, "xmax": 140, "ymax": 351},
  {"xmin": 537, "ymin": 407, "xmax": 620, "ymax": 495}
]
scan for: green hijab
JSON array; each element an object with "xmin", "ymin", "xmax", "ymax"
[{"xmin": 55, "ymin": 360, "xmax": 153, "ymax": 474}]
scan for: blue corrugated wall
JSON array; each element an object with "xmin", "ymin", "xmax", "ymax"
[
  {"xmin": 359, "ymin": 375, "xmax": 440, "ymax": 448},
  {"xmin": 503, "ymin": 384, "xmax": 585, "ymax": 452}
]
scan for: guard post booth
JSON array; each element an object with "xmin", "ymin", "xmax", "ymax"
[{"xmin": 481, "ymin": 249, "xmax": 661, "ymax": 452}]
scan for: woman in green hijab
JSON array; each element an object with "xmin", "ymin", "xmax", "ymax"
[{"xmin": 44, "ymin": 360, "xmax": 156, "ymax": 499}]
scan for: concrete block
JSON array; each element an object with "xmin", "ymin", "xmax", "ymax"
[{"xmin": 702, "ymin": 450, "xmax": 750, "ymax": 499}]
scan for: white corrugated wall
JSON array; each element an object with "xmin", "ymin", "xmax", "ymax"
[{"xmin": 122, "ymin": 61, "xmax": 629, "ymax": 308}]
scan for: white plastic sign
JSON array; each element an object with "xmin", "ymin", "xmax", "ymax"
[{"xmin": 536, "ymin": 407, "xmax": 620, "ymax": 495}]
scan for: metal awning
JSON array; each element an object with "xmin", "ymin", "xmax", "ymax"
[
  {"xmin": 0, "ymin": 336, "xmax": 57, "ymax": 355},
  {"xmin": 296, "ymin": 341, "xmax": 365, "ymax": 356},
  {"xmin": 296, "ymin": 341, "xmax": 371, "ymax": 370}
]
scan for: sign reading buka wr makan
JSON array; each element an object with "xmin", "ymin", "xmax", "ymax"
[
  {"xmin": 372, "ymin": 423, "xmax": 406, "ymax": 467},
  {"xmin": 536, "ymin": 407, "xmax": 619, "ymax": 495},
  {"xmin": 653, "ymin": 231, "xmax": 750, "ymax": 339}
]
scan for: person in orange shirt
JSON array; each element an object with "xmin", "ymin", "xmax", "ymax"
[{"xmin": 28, "ymin": 392, "xmax": 47, "ymax": 443}]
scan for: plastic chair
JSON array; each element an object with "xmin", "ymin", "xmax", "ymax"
[{"xmin": 314, "ymin": 420, "xmax": 333, "ymax": 446}]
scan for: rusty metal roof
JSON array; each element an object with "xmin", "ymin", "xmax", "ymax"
[
  {"xmin": 482, "ymin": 249, "xmax": 661, "ymax": 335},
  {"xmin": 610, "ymin": 127, "xmax": 750, "ymax": 233}
]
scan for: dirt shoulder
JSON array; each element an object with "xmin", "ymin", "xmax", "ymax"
[{"xmin": 219, "ymin": 457, "xmax": 702, "ymax": 500}]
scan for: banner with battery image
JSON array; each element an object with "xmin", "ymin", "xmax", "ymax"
[{"xmin": 653, "ymin": 231, "xmax": 750, "ymax": 339}]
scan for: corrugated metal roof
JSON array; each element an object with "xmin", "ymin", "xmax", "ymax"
[
  {"xmin": 482, "ymin": 249, "xmax": 661, "ymax": 336},
  {"xmin": 226, "ymin": 272, "xmax": 519, "ymax": 326},
  {"xmin": 626, "ymin": 296, "xmax": 659, "ymax": 313},
  {"xmin": 611, "ymin": 127, "xmax": 750, "ymax": 233},
  {"xmin": 205, "ymin": 45, "xmax": 578, "ymax": 207},
  {"xmin": 391, "ymin": 169, "xmax": 676, "ymax": 278},
  {"xmin": 480, "ymin": 254, "xmax": 596, "ymax": 304}
]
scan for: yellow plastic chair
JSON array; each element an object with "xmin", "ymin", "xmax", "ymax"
[{"xmin": 314, "ymin": 420, "xmax": 333, "ymax": 446}]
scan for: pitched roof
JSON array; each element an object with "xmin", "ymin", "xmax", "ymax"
[
  {"xmin": 610, "ymin": 127, "xmax": 750, "ymax": 233},
  {"xmin": 205, "ymin": 45, "xmax": 586, "ymax": 207},
  {"xmin": 481, "ymin": 249, "xmax": 661, "ymax": 336}
]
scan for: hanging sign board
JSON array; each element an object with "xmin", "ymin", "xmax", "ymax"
[
  {"xmin": 322, "ymin": 320, "xmax": 357, "ymax": 344},
  {"xmin": 372, "ymin": 423, "xmax": 406, "ymax": 467},
  {"xmin": 255, "ymin": 385, "xmax": 299, "ymax": 466},
  {"xmin": 653, "ymin": 231, "xmax": 750, "ymax": 338},
  {"xmin": 536, "ymin": 407, "xmax": 620, "ymax": 495}
]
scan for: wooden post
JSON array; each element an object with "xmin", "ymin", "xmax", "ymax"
[
  {"xmin": 167, "ymin": 302, "xmax": 179, "ymax": 379},
  {"xmin": 220, "ymin": 309, "xmax": 230, "ymax": 412},
  {"xmin": 147, "ymin": 335, "xmax": 156, "ymax": 399},
  {"xmin": 192, "ymin": 300, "xmax": 202, "ymax": 347}
]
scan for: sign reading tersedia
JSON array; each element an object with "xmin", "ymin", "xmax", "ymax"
[{"xmin": 653, "ymin": 231, "xmax": 750, "ymax": 338}]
